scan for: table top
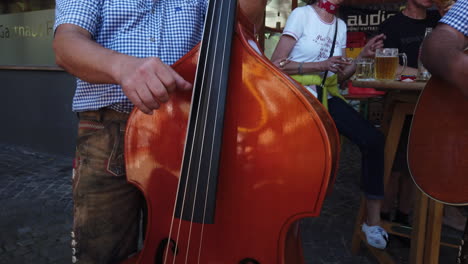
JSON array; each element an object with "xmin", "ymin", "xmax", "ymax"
[{"xmin": 352, "ymin": 79, "xmax": 426, "ymax": 91}]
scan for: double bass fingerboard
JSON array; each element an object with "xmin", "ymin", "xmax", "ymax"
[{"xmin": 175, "ymin": 0, "xmax": 237, "ymax": 224}]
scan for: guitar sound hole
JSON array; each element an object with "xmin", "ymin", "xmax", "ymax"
[{"xmin": 155, "ymin": 238, "xmax": 178, "ymax": 264}]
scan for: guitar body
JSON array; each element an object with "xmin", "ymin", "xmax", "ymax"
[
  {"xmin": 123, "ymin": 22, "xmax": 340, "ymax": 263},
  {"xmin": 408, "ymin": 53, "xmax": 468, "ymax": 204}
]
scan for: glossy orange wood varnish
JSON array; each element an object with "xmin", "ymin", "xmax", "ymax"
[
  {"xmin": 124, "ymin": 21, "xmax": 340, "ymax": 263},
  {"xmin": 409, "ymin": 52, "xmax": 468, "ymax": 205}
]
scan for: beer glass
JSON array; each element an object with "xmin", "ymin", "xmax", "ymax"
[
  {"xmin": 375, "ymin": 48, "xmax": 407, "ymax": 80},
  {"xmin": 354, "ymin": 58, "xmax": 374, "ymax": 80}
]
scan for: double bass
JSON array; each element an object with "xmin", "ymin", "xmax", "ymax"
[{"xmin": 123, "ymin": 0, "xmax": 340, "ymax": 263}]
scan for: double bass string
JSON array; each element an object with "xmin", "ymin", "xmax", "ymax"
[
  {"xmin": 164, "ymin": 0, "xmax": 222, "ymax": 262},
  {"xmin": 167, "ymin": 14, "xmax": 213, "ymax": 263},
  {"xmin": 197, "ymin": 0, "xmax": 232, "ymax": 261}
]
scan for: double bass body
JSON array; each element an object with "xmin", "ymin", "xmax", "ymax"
[{"xmin": 124, "ymin": 19, "xmax": 340, "ymax": 263}]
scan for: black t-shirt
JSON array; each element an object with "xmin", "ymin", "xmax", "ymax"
[{"xmin": 379, "ymin": 10, "xmax": 441, "ymax": 68}]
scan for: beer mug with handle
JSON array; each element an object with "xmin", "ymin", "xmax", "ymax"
[{"xmin": 375, "ymin": 48, "xmax": 407, "ymax": 80}]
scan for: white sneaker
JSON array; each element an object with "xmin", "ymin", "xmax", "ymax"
[{"xmin": 362, "ymin": 223, "xmax": 388, "ymax": 249}]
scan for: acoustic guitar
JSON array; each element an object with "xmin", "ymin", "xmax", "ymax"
[{"xmin": 408, "ymin": 50, "xmax": 468, "ymax": 205}]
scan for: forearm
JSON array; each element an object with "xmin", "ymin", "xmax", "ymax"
[
  {"xmin": 280, "ymin": 60, "xmax": 326, "ymax": 75},
  {"xmin": 53, "ymin": 25, "xmax": 134, "ymax": 84},
  {"xmin": 421, "ymin": 24, "xmax": 467, "ymax": 90},
  {"xmin": 338, "ymin": 62, "xmax": 356, "ymax": 83}
]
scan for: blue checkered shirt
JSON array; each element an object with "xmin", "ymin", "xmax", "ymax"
[
  {"xmin": 54, "ymin": 0, "xmax": 208, "ymax": 113},
  {"xmin": 440, "ymin": 0, "xmax": 468, "ymax": 37}
]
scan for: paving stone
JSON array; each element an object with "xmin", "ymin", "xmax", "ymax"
[
  {"xmin": 17, "ymin": 226, "xmax": 32, "ymax": 235},
  {"xmin": 0, "ymin": 254, "xmax": 14, "ymax": 264},
  {"xmin": 58, "ymin": 235, "xmax": 70, "ymax": 243},
  {"xmin": 3, "ymin": 243, "xmax": 17, "ymax": 252},
  {"xmin": 16, "ymin": 239, "xmax": 35, "ymax": 247},
  {"xmin": 13, "ymin": 245, "xmax": 31, "ymax": 256},
  {"xmin": 47, "ymin": 245, "xmax": 70, "ymax": 262}
]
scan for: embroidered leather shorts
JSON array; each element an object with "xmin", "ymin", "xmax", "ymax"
[{"xmin": 71, "ymin": 109, "xmax": 142, "ymax": 264}]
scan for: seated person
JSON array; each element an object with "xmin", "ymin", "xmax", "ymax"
[
  {"xmin": 271, "ymin": 0, "xmax": 388, "ymax": 249},
  {"xmin": 378, "ymin": 0, "xmax": 440, "ymax": 226}
]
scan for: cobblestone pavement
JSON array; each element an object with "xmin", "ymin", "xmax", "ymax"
[
  {"xmin": 0, "ymin": 144, "xmax": 73, "ymax": 264},
  {"xmin": 0, "ymin": 142, "xmax": 461, "ymax": 264}
]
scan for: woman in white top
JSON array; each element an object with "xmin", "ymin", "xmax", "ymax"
[{"xmin": 271, "ymin": 0, "xmax": 388, "ymax": 250}]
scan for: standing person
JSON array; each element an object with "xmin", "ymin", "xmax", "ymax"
[
  {"xmin": 421, "ymin": 0, "xmax": 467, "ymax": 260},
  {"xmin": 271, "ymin": 0, "xmax": 388, "ymax": 250},
  {"xmin": 52, "ymin": 1, "xmax": 266, "ymax": 263}
]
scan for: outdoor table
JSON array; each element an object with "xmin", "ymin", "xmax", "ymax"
[
  {"xmin": 352, "ymin": 79, "xmax": 424, "ymax": 193},
  {"xmin": 349, "ymin": 79, "xmax": 456, "ymax": 264},
  {"xmin": 352, "ymin": 79, "xmax": 426, "ymax": 91}
]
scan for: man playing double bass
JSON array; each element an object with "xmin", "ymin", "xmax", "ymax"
[{"xmin": 53, "ymin": 1, "xmax": 266, "ymax": 263}]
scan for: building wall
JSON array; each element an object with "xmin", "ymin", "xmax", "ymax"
[{"xmin": 0, "ymin": 69, "xmax": 77, "ymax": 156}]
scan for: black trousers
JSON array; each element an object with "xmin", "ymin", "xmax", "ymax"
[{"xmin": 327, "ymin": 97, "xmax": 385, "ymax": 199}]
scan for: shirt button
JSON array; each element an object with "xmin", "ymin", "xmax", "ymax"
[
  {"xmin": 151, "ymin": 8, "xmax": 155, "ymax": 14},
  {"xmin": 149, "ymin": 37, "xmax": 155, "ymax": 42}
]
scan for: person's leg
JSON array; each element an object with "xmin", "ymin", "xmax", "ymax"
[
  {"xmin": 367, "ymin": 199, "xmax": 383, "ymax": 226},
  {"xmin": 328, "ymin": 97, "xmax": 388, "ymax": 249},
  {"xmin": 72, "ymin": 110, "xmax": 143, "ymax": 264},
  {"xmin": 381, "ymin": 171, "xmax": 400, "ymax": 220},
  {"xmin": 328, "ymin": 97, "xmax": 385, "ymax": 223}
]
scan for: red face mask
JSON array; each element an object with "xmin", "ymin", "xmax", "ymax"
[{"xmin": 317, "ymin": 0, "xmax": 339, "ymax": 15}]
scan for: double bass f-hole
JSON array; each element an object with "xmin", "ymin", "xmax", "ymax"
[
  {"xmin": 239, "ymin": 258, "xmax": 260, "ymax": 264},
  {"xmin": 155, "ymin": 238, "xmax": 178, "ymax": 264}
]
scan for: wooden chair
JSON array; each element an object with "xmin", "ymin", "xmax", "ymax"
[{"xmin": 351, "ymin": 93, "xmax": 458, "ymax": 263}]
